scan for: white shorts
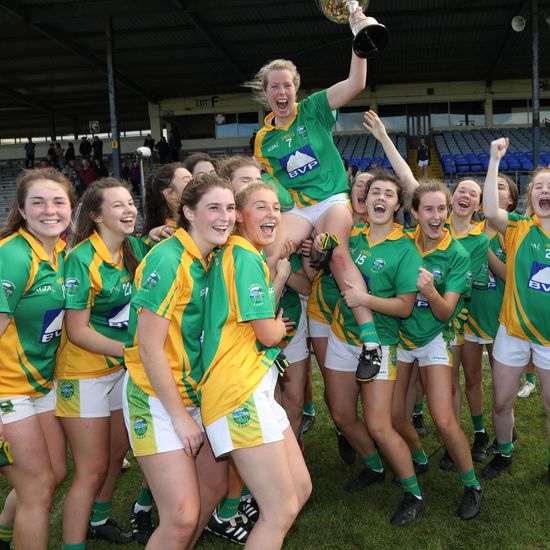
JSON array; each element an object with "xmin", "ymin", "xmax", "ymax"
[
  {"xmin": 397, "ymin": 333, "xmax": 452, "ymax": 367},
  {"xmin": 0, "ymin": 388, "xmax": 56, "ymax": 424},
  {"xmin": 284, "ymin": 314, "xmax": 309, "ymax": 364},
  {"xmin": 122, "ymin": 372, "xmax": 203, "ymax": 457},
  {"xmin": 464, "ymin": 333, "xmax": 493, "ymax": 346},
  {"xmin": 418, "ymin": 160, "xmax": 429, "ymax": 167},
  {"xmin": 56, "ymin": 369, "xmax": 125, "ymax": 418},
  {"xmin": 325, "ymin": 330, "xmax": 396, "ymax": 381},
  {"xmin": 288, "ymin": 193, "xmax": 349, "ymax": 226},
  {"xmin": 309, "ymin": 318, "xmax": 330, "ymax": 338},
  {"xmin": 205, "ymin": 365, "xmax": 290, "ymax": 458},
  {"xmin": 492, "ymin": 324, "xmax": 550, "ymax": 370}
]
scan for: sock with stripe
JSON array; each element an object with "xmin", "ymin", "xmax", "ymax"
[
  {"xmin": 90, "ymin": 500, "xmax": 111, "ymax": 526},
  {"xmin": 400, "ymin": 474, "xmax": 423, "ymax": 499},
  {"xmin": 471, "ymin": 414, "xmax": 485, "ymax": 433},
  {"xmin": 413, "ymin": 402, "xmax": 424, "ymax": 416},
  {"xmin": 498, "ymin": 441, "xmax": 513, "ymax": 458},
  {"xmin": 303, "ymin": 401, "xmax": 315, "ymax": 415},
  {"xmin": 526, "ymin": 372, "xmax": 536, "ymax": 385},
  {"xmin": 0, "ymin": 524, "xmax": 12, "ymax": 543},
  {"xmin": 459, "ymin": 468, "xmax": 481, "ymax": 488},
  {"xmin": 412, "ymin": 447, "xmax": 428, "ymax": 465},
  {"xmin": 217, "ymin": 496, "xmax": 240, "ymax": 520},
  {"xmin": 134, "ymin": 485, "xmax": 153, "ymax": 513},
  {"xmin": 358, "ymin": 322, "xmax": 380, "ymax": 348},
  {"xmin": 361, "ymin": 451, "xmax": 384, "ymax": 472}
]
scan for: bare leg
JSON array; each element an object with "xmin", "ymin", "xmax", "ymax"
[
  {"xmin": 491, "ymin": 361, "xmax": 523, "ymax": 444},
  {"xmin": 279, "ymin": 357, "xmax": 308, "ymax": 439},
  {"xmin": 138, "ymin": 450, "xmax": 200, "ymax": 550},
  {"xmin": 392, "ymin": 361, "xmax": 421, "ymax": 454}
]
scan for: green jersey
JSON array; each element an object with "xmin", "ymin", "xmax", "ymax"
[
  {"xmin": 55, "ymin": 231, "xmax": 148, "ymax": 379},
  {"xmin": 125, "ymin": 228, "xmax": 209, "ymax": 406},
  {"xmin": 255, "ymin": 90, "xmax": 349, "ymax": 208},
  {"xmin": 499, "ymin": 213, "xmax": 550, "ymax": 346},
  {"xmin": 279, "ymin": 253, "xmax": 304, "ymax": 346},
  {"xmin": 400, "ymin": 227, "xmax": 472, "ymax": 349},
  {"xmin": 331, "ymin": 224, "xmax": 422, "ymax": 347},
  {"xmin": 198, "ymin": 235, "xmax": 280, "ymax": 427},
  {"xmin": 466, "ymin": 222, "xmax": 505, "ymax": 340},
  {"xmin": 0, "ymin": 229, "xmax": 66, "ymax": 398}
]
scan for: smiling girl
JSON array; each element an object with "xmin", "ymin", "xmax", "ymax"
[
  {"xmin": 324, "ymin": 173, "xmax": 425, "ymax": 525},
  {"xmin": 0, "ymin": 168, "xmax": 75, "ymax": 549},
  {"xmin": 248, "ymin": 6, "xmax": 383, "ymax": 383},
  {"xmin": 123, "ymin": 173, "xmax": 235, "ymax": 549},
  {"xmin": 393, "ymin": 181, "xmax": 484, "ymax": 521},
  {"xmin": 54, "ymin": 178, "xmax": 148, "ymax": 549},
  {"xmin": 481, "ymin": 138, "xmax": 550, "ymax": 481},
  {"xmin": 199, "ymin": 182, "xmax": 311, "ymax": 549}
]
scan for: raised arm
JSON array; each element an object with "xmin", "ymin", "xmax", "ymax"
[
  {"xmin": 363, "ymin": 110, "xmax": 419, "ymax": 195},
  {"xmin": 326, "ymin": 9, "xmax": 367, "ymax": 109},
  {"xmin": 483, "ymin": 138, "xmax": 510, "ymax": 235}
]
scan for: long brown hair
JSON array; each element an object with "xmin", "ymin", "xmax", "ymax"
[
  {"xmin": 73, "ymin": 178, "xmax": 139, "ymax": 280},
  {"xmin": 411, "ymin": 179, "xmax": 451, "ymax": 212},
  {"xmin": 143, "ymin": 162, "xmax": 186, "ymax": 233},
  {"xmin": 0, "ymin": 168, "xmax": 76, "ymax": 240}
]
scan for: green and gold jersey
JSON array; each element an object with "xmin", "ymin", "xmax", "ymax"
[
  {"xmin": 255, "ymin": 90, "xmax": 349, "ymax": 208},
  {"xmin": 465, "ymin": 222, "xmax": 506, "ymax": 340},
  {"xmin": 307, "ymin": 270, "xmax": 339, "ymax": 326},
  {"xmin": 0, "ymin": 229, "xmax": 66, "ymax": 398},
  {"xmin": 198, "ymin": 235, "xmax": 280, "ymax": 427},
  {"xmin": 279, "ymin": 253, "xmax": 304, "ymax": 347},
  {"xmin": 499, "ymin": 213, "xmax": 550, "ymax": 346},
  {"xmin": 55, "ymin": 231, "xmax": 147, "ymax": 379},
  {"xmin": 399, "ymin": 227, "xmax": 471, "ymax": 350},
  {"xmin": 332, "ymin": 224, "xmax": 422, "ymax": 347},
  {"xmin": 447, "ymin": 219, "xmax": 489, "ymax": 296},
  {"xmin": 0, "ymin": 262, "xmax": 8, "ymax": 313},
  {"xmin": 125, "ymin": 228, "xmax": 208, "ymax": 406}
]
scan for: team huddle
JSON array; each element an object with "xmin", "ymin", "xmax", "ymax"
[{"xmin": 1, "ymin": 17, "xmax": 550, "ymax": 550}]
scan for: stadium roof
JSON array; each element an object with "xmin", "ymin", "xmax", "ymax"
[{"xmin": 1, "ymin": 0, "xmax": 549, "ymax": 137}]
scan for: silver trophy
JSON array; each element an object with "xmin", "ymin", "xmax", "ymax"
[{"xmin": 317, "ymin": 0, "xmax": 388, "ymax": 58}]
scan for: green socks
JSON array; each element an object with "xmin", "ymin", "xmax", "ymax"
[
  {"xmin": 413, "ymin": 402, "xmax": 424, "ymax": 416},
  {"xmin": 90, "ymin": 500, "xmax": 111, "ymax": 526},
  {"xmin": 63, "ymin": 544, "xmax": 86, "ymax": 550},
  {"xmin": 361, "ymin": 452, "xmax": 384, "ymax": 473},
  {"xmin": 241, "ymin": 485, "xmax": 251, "ymax": 498},
  {"xmin": 526, "ymin": 372, "xmax": 536, "ymax": 385},
  {"xmin": 471, "ymin": 414, "xmax": 485, "ymax": 433},
  {"xmin": 412, "ymin": 447, "xmax": 428, "ymax": 465},
  {"xmin": 303, "ymin": 401, "xmax": 315, "ymax": 415},
  {"xmin": 0, "ymin": 524, "xmax": 12, "ymax": 543},
  {"xmin": 358, "ymin": 322, "xmax": 380, "ymax": 347},
  {"xmin": 459, "ymin": 468, "xmax": 481, "ymax": 488},
  {"xmin": 218, "ymin": 496, "xmax": 241, "ymax": 520},
  {"xmin": 134, "ymin": 485, "xmax": 154, "ymax": 513},
  {"xmin": 498, "ymin": 441, "xmax": 513, "ymax": 458},
  {"xmin": 400, "ymin": 475, "xmax": 422, "ymax": 499}
]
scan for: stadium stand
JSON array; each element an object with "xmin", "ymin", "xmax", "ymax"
[{"xmin": 435, "ymin": 127, "xmax": 550, "ymax": 176}]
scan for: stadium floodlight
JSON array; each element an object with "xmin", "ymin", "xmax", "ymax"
[{"xmin": 511, "ymin": 15, "xmax": 526, "ymax": 32}]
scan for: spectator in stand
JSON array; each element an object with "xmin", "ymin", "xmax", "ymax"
[
  {"xmin": 417, "ymin": 138, "xmax": 430, "ymax": 179},
  {"xmin": 93, "ymin": 158, "xmax": 108, "ymax": 180},
  {"xmin": 143, "ymin": 134, "xmax": 155, "ymax": 168},
  {"xmin": 47, "ymin": 143, "xmax": 58, "ymax": 168},
  {"xmin": 65, "ymin": 142, "xmax": 76, "ymax": 164},
  {"xmin": 54, "ymin": 143, "xmax": 65, "ymax": 169},
  {"xmin": 79, "ymin": 136, "xmax": 92, "ymax": 161},
  {"xmin": 77, "ymin": 159, "xmax": 95, "ymax": 196},
  {"xmin": 249, "ymin": 131, "xmax": 257, "ymax": 153},
  {"xmin": 155, "ymin": 136, "xmax": 169, "ymax": 164},
  {"xmin": 120, "ymin": 160, "xmax": 130, "ymax": 182},
  {"xmin": 168, "ymin": 130, "xmax": 181, "ymax": 162},
  {"xmin": 129, "ymin": 161, "xmax": 141, "ymax": 194},
  {"xmin": 183, "ymin": 152, "xmax": 217, "ymax": 176},
  {"xmin": 24, "ymin": 137, "xmax": 35, "ymax": 168},
  {"xmin": 63, "ymin": 159, "xmax": 79, "ymax": 189},
  {"xmin": 92, "ymin": 135, "xmax": 103, "ymax": 161}
]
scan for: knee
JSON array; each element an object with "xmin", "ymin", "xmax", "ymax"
[
  {"xmin": 53, "ymin": 463, "xmax": 68, "ymax": 487},
  {"xmin": 493, "ymin": 398, "xmax": 512, "ymax": 416},
  {"xmin": 165, "ymin": 503, "xmax": 200, "ymax": 542},
  {"xmin": 22, "ymin": 469, "xmax": 56, "ymax": 507},
  {"xmin": 365, "ymin": 420, "xmax": 388, "ymax": 442},
  {"xmin": 330, "ymin": 248, "xmax": 349, "ymax": 273},
  {"xmin": 432, "ymin": 415, "xmax": 457, "ymax": 439},
  {"xmin": 330, "ymin": 408, "xmax": 355, "ymax": 432},
  {"xmin": 296, "ymin": 474, "xmax": 312, "ymax": 510}
]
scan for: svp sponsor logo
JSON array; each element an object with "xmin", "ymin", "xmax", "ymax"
[
  {"xmin": 279, "ymin": 145, "xmax": 320, "ymax": 179},
  {"xmin": 40, "ymin": 308, "xmax": 64, "ymax": 343},
  {"xmin": 528, "ymin": 261, "xmax": 550, "ymax": 293}
]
